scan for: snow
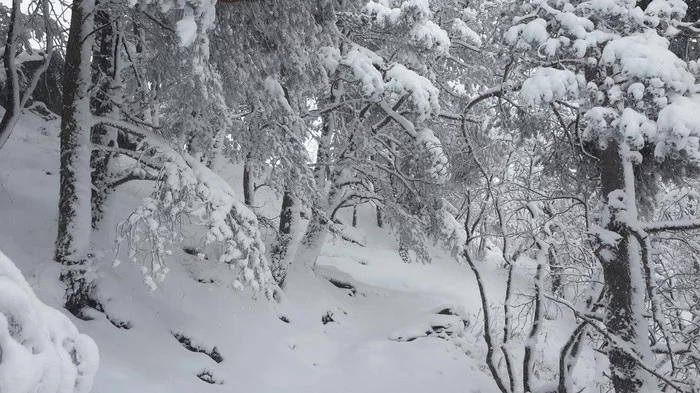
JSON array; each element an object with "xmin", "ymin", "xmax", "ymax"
[
  {"xmin": 107, "ymin": 120, "xmax": 271, "ymax": 294},
  {"xmin": 627, "ymin": 82, "xmax": 645, "ymax": 101},
  {"xmin": 520, "ymin": 67, "xmax": 579, "ymax": 106},
  {"xmin": 589, "ymin": 224, "xmax": 623, "ymax": 248},
  {"xmin": 619, "ymin": 108, "xmax": 656, "ymax": 149},
  {"xmin": 176, "ymin": 9, "xmax": 198, "ymax": 47},
  {"xmin": 363, "ymin": 1, "xmax": 402, "ymax": 27},
  {"xmin": 656, "ymin": 95, "xmax": 700, "ymax": 163},
  {"xmin": 644, "ymin": 0, "xmax": 687, "ymax": 29},
  {"xmin": 385, "ymin": 64, "xmax": 440, "ymax": 120},
  {"xmin": 133, "ymin": 0, "xmax": 217, "ymax": 48},
  {"xmin": 333, "ymin": 45, "xmax": 441, "ymax": 120},
  {"xmin": 263, "ymin": 77, "xmax": 294, "ymax": 114},
  {"xmin": 601, "ymin": 31, "xmax": 694, "ymax": 95},
  {"xmin": 363, "ymin": 0, "xmax": 432, "ymax": 26},
  {"xmin": 318, "ymin": 46, "xmax": 341, "ymax": 74},
  {"xmin": 363, "ymin": 0, "xmax": 450, "ymax": 54},
  {"xmin": 415, "ymin": 128, "xmax": 449, "ymax": 183},
  {"xmin": 0, "ymin": 249, "xmax": 98, "ymax": 393},
  {"xmin": 400, "ymin": 0, "xmax": 430, "ymax": 21},
  {"xmin": 341, "ymin": 45, "xmax": 385, "ymax": 97},
  {"xmin": 554, "ymin": 11, "xmax": 594, "ymax": 39},
  {"xmin": 452, "ymin": 18, "xmax": 482, "ymax": 48},
  {"xmin": 582, "ymin": 106, "xmax": 618, "ymax": 146},
  {"xmin": 0, "ymin": 112, "xmax": 601, "ymax": 393},
  {"xmin": 409, "ymin": 20, "xmax": 450, "ymax": 55},
  {"xmin": 433, "ymin": 198, "xmax": 466, "ymax": 258},
  {"xmin": 506, "ymin": 18, "xmax": 549, "ymax": 49},
  {"xmin": 54, "ymin": 0, "xmax": 96, "ymax": 266},
  {"xmin": 583, "ymin": 0, "xmax": 633, "ymax": 16}
]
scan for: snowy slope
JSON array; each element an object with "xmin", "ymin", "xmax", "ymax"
[{"xmin": 0, "ymin": 113, "xmax": 597, "ymax": 392}]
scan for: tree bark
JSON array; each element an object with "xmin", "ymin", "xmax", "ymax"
[
  {"xmin": 281, "ymin": 80, "xmax": 339, "ymax": 285},
  {"xmin": 206, "ymin": 128, "xmax": 226, "ymax": 170},
  {"xmin": 291, "ymin": 207, "xmax": 329, "ymax": 272},
  {"xmin": 243, "ymin": 154, "xmax": 255, "ymax": 207},
  {"xmin": 549, "ymin": 248, "xmax": 562, "ymax": 296},
  {"xmin": 55, "ymin": 0, "xmax": 97, "ymax": 317},
  {"xmin": 270, "ymin": 186, "xmax": 297, "ymax": 285},
  {"xmin": 597, "ymin": 141, "xmax": 649, "ymax": 393},
  {"xmin": 0, "ymin": 0, "xmax": 55, "ymax": 150},
  {"xmin": 90, "ymin": 6, "xmax": 117, "ymax": 229},
  {"xmin": 0, "ymin": 0, "xmax": 22, "ymax": 150}
]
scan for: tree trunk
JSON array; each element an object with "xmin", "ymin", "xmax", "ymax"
[
  {"xmin": 270, "ymin": 186, "xmax": 297, "ymax": 285},
  {"xmin": 549, "ymin": 248, "xmax": 562, "ymax": 295},
  {"xmin": 597, "ymin": 141, "xmax": 650, "ymax": 393},
  {"xmin": 55, "ymin": 0, "xmax": 96, "ymax": 317},
  {"xmin": 243, "ymin": 155, "xmax": 255, "ymax": 207},
  {"xmin": 0, "ymin": 0, "xmax": 21, "ymax": 150},
  {"xmin": 0, "ymin": 0, "xmax": 55, "ymax": 151},
  {"xmin": 291, "ymin": 207, "xmax": 329, "ymax": 273},
  {"xmin": 206, "ymin": 128, "xmax": 225, "ymax": 170},
  {"xmin": 352, "ymin": 205, "xmax": 358, "ymax": 227},
  {"xmin": 376, "ymin": 204, "xmax": 383, "ymax": 228},
  {"xmin": 282, "ymin": 80, "xmax": 339, "ymax": 285},
  {"xmin": 90, "ymin": 6, "xmax": 117, "ymax": 229},
  {"xmin": 314, "ymin": 84, "xmax": 338, "ymax": 189}
]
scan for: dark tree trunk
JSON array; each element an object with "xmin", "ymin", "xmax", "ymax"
[
  {"xmin": 55, "ymin": 0, "xmax": 96, "ymax": 318},
  {"xmin": 243, "ymin": 155, "xmax": 255, "ymax": 207},
  {"xmin": 90, "ymin": 6, "xmax": 117, "ymax": 229},
  {"xmin": 549, "ymin": 248, "xmax": 562, "ymax": 295},
  {"xmin": 376, "ymin": 204, "xmax": 383, "ymax": 227},
  {"xmin": 270, "ymin": 187, "xmax": 296, "ymax": 285},
  {"xmin": 0, "ymin": 0, "xmax": 55, "ymax": 150},
  {"xmin": 0, "ymin": 0, "xmax": 21, "ymax": 150},
  {"xmin": 597, "ymin": 141, "xmax": 647, "ymax": 393},
  {"xmin": 352, "ymin": 205, "xmax": 358, "ymax": 227}
]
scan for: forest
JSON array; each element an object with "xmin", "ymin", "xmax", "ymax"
[{"xmin": 0, "ymin": 0, "xmax": 700, "ymax": 392}]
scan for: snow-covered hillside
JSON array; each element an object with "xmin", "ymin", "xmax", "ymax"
[{"xmin": 0, "ymin": 111, "xmax": 604, "ymax": 393}]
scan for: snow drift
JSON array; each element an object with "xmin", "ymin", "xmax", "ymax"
[{"xmin": 0, "ymin": 249, "xmax": 98, "ymax": 393}]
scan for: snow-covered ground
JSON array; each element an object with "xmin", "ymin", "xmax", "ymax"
[{"xmin": 0, "ymin": 113, "xmax": 597, "ymax": 392}]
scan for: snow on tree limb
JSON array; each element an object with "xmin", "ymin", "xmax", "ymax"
[
  {"xmin": 131, "ymin": 0, "xmax": 216, "ymax": 47},
  {"xmin": 520, "ymin": 67, "xmax": 579, "ymax": 106},
  {"xmin": 363, "ymin": 0, "xmax": 450, "ymax": 54},
  {"xmin": 112, "ymin": 123, "xmax": 272, "ymax": 295},
  {"xmin": 656, "ymin": 96, "xmax": 700, "ymax": 163},
  {"xmin": 642, "ymin": 219, "xmax": 700, "ymax": 233}
]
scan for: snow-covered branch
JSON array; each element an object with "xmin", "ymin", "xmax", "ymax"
[{"xmin": 642, "ymin": 219, "xmax": 700, "ymax": 234}]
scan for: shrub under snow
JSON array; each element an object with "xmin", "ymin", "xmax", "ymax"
[{"xmin": 0, "ymin": 249, "xmax": 98, "ymax": 393}]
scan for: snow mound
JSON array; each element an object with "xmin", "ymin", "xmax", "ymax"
[{"xmin": 0, "ymin": 249, "xmax": 98, "ymax": 393}]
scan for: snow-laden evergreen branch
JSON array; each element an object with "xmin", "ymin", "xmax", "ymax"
[{"xmin": 99, "ymin": 118, "xmax": 272, "ymax": 294}]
